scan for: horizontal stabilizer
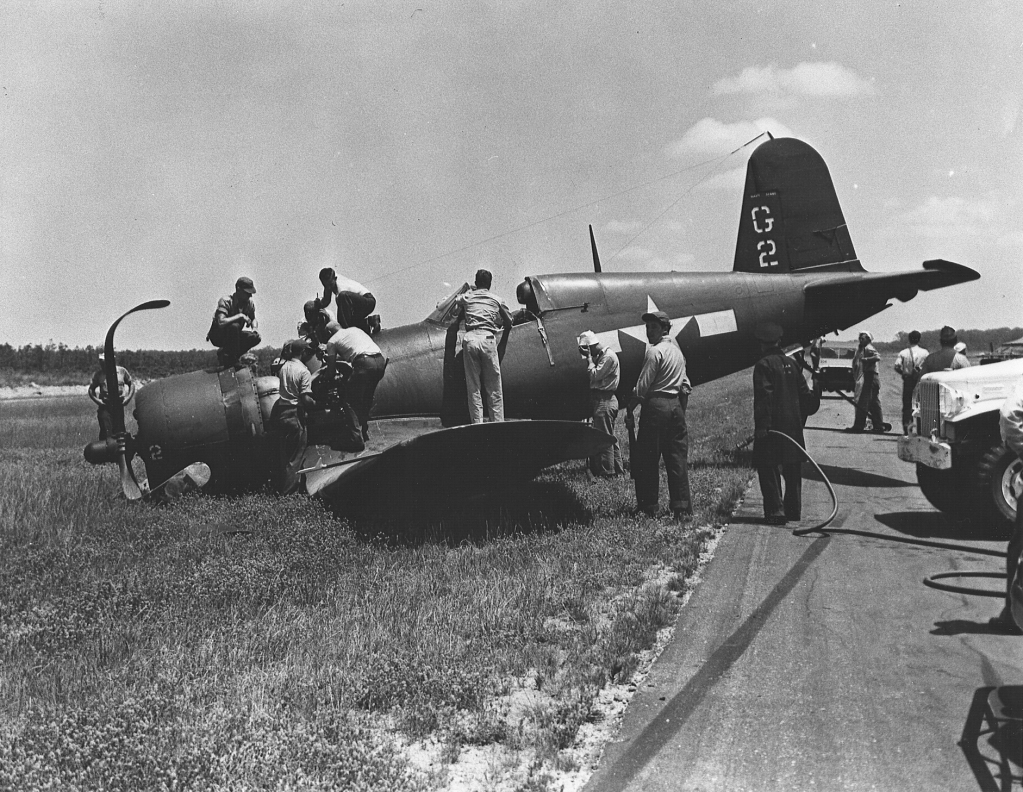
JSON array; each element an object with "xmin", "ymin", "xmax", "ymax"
[
  {"xmin": 802, "ymin": 259, "xmax": 980, "ymax": 334},
  {"xmin": 307, "ymin": 420, "xmax": 614, "ymax": 500}
]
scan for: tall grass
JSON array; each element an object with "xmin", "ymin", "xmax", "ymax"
[{"xmin": 0, "ymin": 374, "xmax": 755, "ymax": 791}]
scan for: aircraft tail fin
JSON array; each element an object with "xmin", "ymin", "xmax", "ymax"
[{"xmin": 733, "ymin": 138, "xmax": 863, "ymax": 274}]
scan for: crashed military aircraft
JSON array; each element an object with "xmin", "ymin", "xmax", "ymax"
[{"xmin": 85, "ymin": 137, "xmax": 979, "ymax": 505}]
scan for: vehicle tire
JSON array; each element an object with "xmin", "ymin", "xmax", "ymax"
[
  {"xmin": 916, "ymin": 463, "xmax": 976, "ymax": 518},
  {"xmin": 975, "ymin": 443, "xmax": 1021, "ymax": 532}
]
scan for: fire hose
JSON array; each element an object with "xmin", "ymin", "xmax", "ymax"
[{"xmin": 749, "ymin": 429, "xmax": 1008, "ymax": 598}]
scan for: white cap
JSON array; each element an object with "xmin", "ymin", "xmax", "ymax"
[{"xmin": 578, "ymin": 330, "xmax": 599, "ymax": 347}]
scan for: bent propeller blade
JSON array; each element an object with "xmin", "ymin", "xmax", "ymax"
[{"xmin": 102, "ymin": 299, "xmax": 170, "ymax": 500}]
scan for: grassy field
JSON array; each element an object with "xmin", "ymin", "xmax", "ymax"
[{"xmin": 0, "ymin": 372, "xmax": 755, "ymax": 792}]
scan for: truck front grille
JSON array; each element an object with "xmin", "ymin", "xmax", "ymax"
[{"xmin": 917, "ymin": 380, "xmax": 940, "ymax": 438}]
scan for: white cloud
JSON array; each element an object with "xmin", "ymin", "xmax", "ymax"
[
  {"xmin": 886, "ymin": 195, "xmax": 1012, "ymax": 241},
  {"xmin": 711, "ymin": 62, "xmax": 877, "ymax": 98},
  {"xmin": 665, "ymin": 117, "xmax": 796, "ymax": 158}
]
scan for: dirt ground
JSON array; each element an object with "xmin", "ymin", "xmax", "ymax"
[{"xmin": 0, "ymin": 384, "xmax": 84, "ymax": 400}]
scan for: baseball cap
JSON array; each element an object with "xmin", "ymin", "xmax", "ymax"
[
  {"xmin": 642, "ymin": 310, "xmax": 671, "ymax": 327},
  {"xmin": 236, "ymin": 277, "xmax": 256, "ymax": 295}
]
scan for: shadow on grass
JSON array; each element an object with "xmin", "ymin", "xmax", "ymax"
[{"xmin": 327, "ymin": 477, "xmax": 590, "ymax": 545}]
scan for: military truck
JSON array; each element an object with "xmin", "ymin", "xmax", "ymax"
[{"xmin": 897, "ymin": 358, "xmax": 1023, "ymax": 533}]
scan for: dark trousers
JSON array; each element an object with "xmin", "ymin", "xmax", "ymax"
[
  {"xmin": 758, "ymin": 462, "xmax": 803, "ymax": 520},
  {"xmin": 336, "ymin": 292, "xmax": 377, "ymax": 333},
  {"xmin": 349, "ymin": 354, "xmax": 387, "ymax": 438},
  {"xmin": 589, "ymin": 393, "xmax": 624, "ymax": 477},
  {"xmin": 209, "ymin": 324, "xmax": 261, "ymax": 360},
  {"xmin": 270, "ymin": 401, "xmax": 307, "ymax": 495},
  {"xmin": 97, "ymin": 406, "xmax": 114, "ymax": 440},
  {"xmin": 633, "ymin": 395, "xmax": 691, "ymax": 514},
  {"xmin": 853, "ymin": 375, "xmax": 883, "ymax": 430},
  {"xmin": 900, "ymin": 374, "xmax": 920, "ymax": 432}
]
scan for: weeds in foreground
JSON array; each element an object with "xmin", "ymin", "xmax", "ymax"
[{"xmin": 0, "ymin": 372, "xmax": 754, "ymax": 790}]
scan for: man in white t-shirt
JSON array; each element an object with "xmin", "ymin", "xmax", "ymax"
[
  {"xmin": 271, "ymin": 339, "xmax": 318, "ymax": 494},
  {"xmin": 315, "ymin": 267, "xmax": 377, "ymax": 334},
  {"xmin": 324, "ymin": 325, "xmax": 387, "ymax": 441},
  {"xmin": 894, "ymin": 330, "xmax": 928, "ymax": 435}
]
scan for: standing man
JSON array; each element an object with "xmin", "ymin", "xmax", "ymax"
[
  {"xmin": 579, "ymin": 330, "xmax": 624, "ymax": 479},
  {"xmin": 207, "ymin": 277, "xmax": 261, "ymax": 366},
  {"xmin": 921, "ymin": 326, "xmax": 970, "ymax": 374},
  {"xmin": 88, "ymin": 353, "xmax": 135, "ymax": 440},
  {"xmin": 990, "ymin": 375, "xmax": 1023, "ymax": 634},
  {"xmin": 323, "ymin": 324, "xmax": 387, "ymax": 441},
  {"xmin": 894, "ymin": 330, "xmax": 928, "ymax": 435},
  {"xmin": 451, "ymin": 269, "xmax": 513, "ymax": 424},
  {"xmin": 315, "ymin": 268, "xmax": 377, "ymax": 334},
  {"xmin": 753, "ymin": 323, "xmax": 820, "ymax": 525},
  {"xmin": 271, "ymin": 339, "xmax": 319, "ymax": 495},
  {"xmin": 626, "ymin": 310, "xmax": 693, "ymax": 520},
  {"xmin": 846, "ymin": 331, "xmax": 885, "ymax": 434}
]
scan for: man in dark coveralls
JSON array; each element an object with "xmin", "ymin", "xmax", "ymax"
[{"xmin": 753, "ymin": 323, "xmax": 820, "ymax": 525}]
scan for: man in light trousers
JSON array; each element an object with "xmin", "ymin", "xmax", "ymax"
[
  {"xmin": 579, "ymin": 330, "xmax": 624, "ymax": 478},
  {"xmin": 452, "ymin": 269, "xmax": 513, "ymax": 423}
]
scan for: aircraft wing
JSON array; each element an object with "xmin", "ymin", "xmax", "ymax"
[{"xmin": 305, "ymin": 419, "xmax": 614, "ymax": 500}]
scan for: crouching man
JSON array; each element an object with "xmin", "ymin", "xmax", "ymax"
[{"xmin": 271, "ymin": 339, "xmax": 318, "ymax": 495}]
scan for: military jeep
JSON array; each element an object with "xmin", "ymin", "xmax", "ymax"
[{"xmin": 897, "ymin": 358, "xmax": 1023, "ymax": 533}]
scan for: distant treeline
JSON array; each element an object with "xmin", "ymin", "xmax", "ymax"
[
  {"xmin": 0, "ymin": 342, "xmax": 282, "ymax": 380},
  {"xmin": 3, "ymin": 327, "xmax": 1021, "ymax": 381},
  {"xmin": 873, "ymin": 327, "xmax": 1023, "ymax": 354}
]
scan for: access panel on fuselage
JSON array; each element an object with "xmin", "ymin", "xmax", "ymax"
[{"xmin": 501, "ymin": 313, "xmax": 592, "ymax": 421}]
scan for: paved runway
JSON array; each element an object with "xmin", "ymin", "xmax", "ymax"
[{"xmin": 585, "ymin": 382, "xmax": 1022, "ymax": 791}]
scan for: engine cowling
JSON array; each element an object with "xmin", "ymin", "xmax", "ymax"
[{"xmin": 133, "ymin": 367, "xmax": 277, "ymax": 492}]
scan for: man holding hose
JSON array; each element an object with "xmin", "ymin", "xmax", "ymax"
[{"xmin": 753, "ymin": 323, "xmax": 820, "ymax": 525}]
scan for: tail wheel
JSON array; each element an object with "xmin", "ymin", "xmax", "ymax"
[{"xmin": 976, "ymin": 444, "xmax": 1021, "ymax": 529}]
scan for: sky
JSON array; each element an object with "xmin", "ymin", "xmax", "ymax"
[{"xmin": 2, "ymin": 1, "xmax": 1020, "ymax": 351}]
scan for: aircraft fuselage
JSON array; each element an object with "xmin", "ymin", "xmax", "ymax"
[{"xmin": 371, "ymin": 270, "xmax": 844, "ymax": 423}]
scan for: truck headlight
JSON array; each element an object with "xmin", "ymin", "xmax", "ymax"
[{"xmin": 938, "ymin": 383, "xmax": 968, "ymax": 419}]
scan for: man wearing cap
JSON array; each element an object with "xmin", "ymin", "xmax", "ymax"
[
  {"xmin": 921, "ymin": 326, "xmax": 971, "ymax": 375},
  {"xmin": 451, "ymin": 269, "xmax": 514, "ymax": 424},
  {"xmin": 207, "ymin": 277, "xmax": 261, "ymax": 366},
  {"xmin": 894, "ymin": 330, "xmax": 929, "ymax": 435},
  {"xmin": 298, "ymin": 301, "xmax": 343, "ymax": 376},
  {"xmin": 626, "ymin": 310, "xmax": 693, "ymax": 519},
  {"xmin": 323, "ymin": 324, "xmax": 387, "ymax": 441},
  {"xmin": 579, "ymin": 330, "xmax": 624, "ymax": 478},
  {"xmin": 88, "ymin": 353, "xmax": 135, "ymax": 440},
  {"xmin": 314, "ymin": 268, "xmax": 377, "ymax": 334},
  {"xmin": 753, "ymin": 323, "xmax": 820, "ymax": 524},
  {"xmin": 845, "ymin": 331, "xmax": 885, "ymax": 433},
  {"xmin": 271, "ymin": 339, "xmax": 318, "ymax": 495}
]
